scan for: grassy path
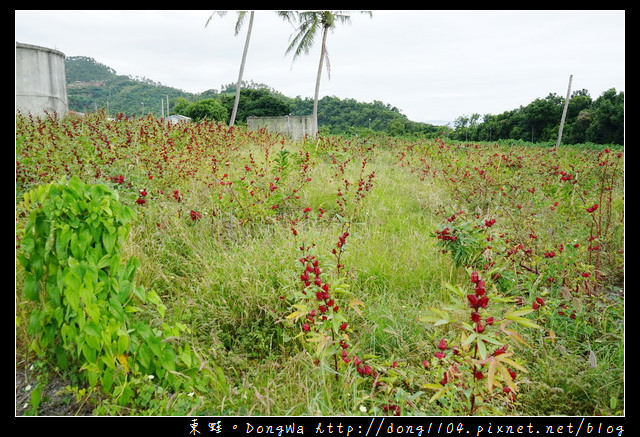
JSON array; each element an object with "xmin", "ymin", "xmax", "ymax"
[
  {"xmin": 16, "ymin": 114, "xmax": 623, "ymax": 416},
  {"xmin": 164, "ymin": 148, "xmax": 460, "ymax": 415}
]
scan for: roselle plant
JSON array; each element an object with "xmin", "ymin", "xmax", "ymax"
[
  {"xmin": 433, "ymin": 211, "xmax": 497, "ymax": 269},
  {"xmin": 420, "ymin": 269, "xmax": 543, "ymax": 415},
  {"xmin": 282, "ymin": 227, "xmax": 365, "ymax": 376}
]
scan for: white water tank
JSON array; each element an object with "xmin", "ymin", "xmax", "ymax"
[{"xmin": 15, "ymin": 42, "xmax": 69, "ymax": 117}]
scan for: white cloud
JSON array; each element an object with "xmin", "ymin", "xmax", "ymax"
[{"xmin": 15, "ymin": 10, "xmax": 624, "ymax": 123}]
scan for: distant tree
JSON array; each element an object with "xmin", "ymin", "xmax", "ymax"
[
  {"xmin": 450, "ymin": 87, "xmax": 623, "ymax": 145},
  {"xmin": 563, "ymin": 89, "xmax": 592, "ymax": 144},
  {"xmin": 174, "ymin": 97, "xmax": 191, "ymax": 115},
  {"xmin": 182, "ymin": 99, "xmax": 228, "ymax": 122},
  {"xmin": 199, "ymin": 89, "xmax": 220, "ymax": 99},
  {"xmin": 65, "ymin": 56, "xmax": 116, "ymax": 82},
  {"xmin": 218, "ymin": 88, "xmax": 290, "ymax": 123},
  {"xmin": 566, "ymin": 89, "xmax": 593, "ymax": 118},
  {"xmin": 566, "ymin": 109, "xmax": 593, "ymax": 144},
  {"xmin": 521, "ymin": 94, "xmax": 563, "ymax": 142},
  {"xmin": 587, "ymin": 88, "xmax": 624, "ymax": 145}
]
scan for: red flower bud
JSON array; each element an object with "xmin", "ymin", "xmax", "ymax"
[
  {"xmin": 471, "ymin": 311, "xmax": 482, "ymax": 323},
  {"xmin": 467, "ymin": 294, "xmax": 479, "ymax": 308},
  {"xmin": 479, "ymin": 295, "xmax": 489, "ymax": 308},
  {"xmin": 494, "ymin": 345, "xmax": 507, "ymax": 356}
]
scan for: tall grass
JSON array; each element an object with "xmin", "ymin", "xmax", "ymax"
[{"xmin": 15, "ymin": 112, "xmax": 623, "ymax": 416}]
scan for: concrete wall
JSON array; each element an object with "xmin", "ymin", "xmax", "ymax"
[
  {"xmin": 247, "ymin": 115, "xmax": 315, "ymax": 140},
  {"xmin": 16, "ymin": 42, "xmax": 69, "ymax": 117}
]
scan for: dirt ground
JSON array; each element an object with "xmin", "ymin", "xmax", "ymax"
[{"xmin": 15, "ymin": 360, "xmax": 94, "ymax": 416}]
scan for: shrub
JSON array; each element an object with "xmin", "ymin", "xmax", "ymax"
[
  {"xmin": 182, "ymin": 98, "xmax": 228, "ymax": 122},
  {"xmin": 17, "ymin": 176, "xmax": 225, "ymax": 412}
]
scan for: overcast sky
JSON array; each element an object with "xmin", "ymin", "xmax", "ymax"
[{"xmin": 15, "ymin": 10, "xmax": 625, "ymax": 124}]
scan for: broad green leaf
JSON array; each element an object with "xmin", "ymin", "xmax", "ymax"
[
  {"xmin": 82, "ymin": 342, "xmax": 97, "ymax": 364},
  {"xmin": 117, "ymin": 333, "xmax": 129, "ymax": 355},
  {"xmin": 102, "ymin": 231, "xmax": 116, "ymax": 254},
  {"xmin": 101, "ymin": 368, "xmax": 114, "ymax": 394},
  {"xmin": 498, "ymin": 361, "xmax": 517, "ymax": 392},
  {"xmin": 502, "ymin": 328, "xmax": 531, "ymax": 347},
  {"xmin": 30, "ymin": 383, "xmax": 43, "ymax": 411},
  {"xmin": 97, "ymin": 254, "xmax": 112, "ymax": 270},
  {"xmin": 286, "ymin": 311, "xmax": 306, "ymax": 322},
  {"xmin": 137, "ymin": 346, "xmax": 151, "ymax": 369},
  {"xmin": 462, "ymin": 332, "xmax": 477, "ymax": 346},
  {"xmin": 505, "ymin": 307, "xmax": 535, "ymax": 318},
  {"xmin": 509, "ymin": 316, "xmax": 543, "ymax": 329},
  {"xmin": 419, "ymin": 307, "xmax": 451, "ymax": 326},
  {"xmin": 23, "ymin": 272, "xmax": 39, "ymax": 301},
  {"xmin": 478, "ymin": 333, "xmax": 503, "ymax": 347},
  {"xmin": 55, "ymin": 225, "xmax": 71, "ymax": 259},
  {"xmin": 499, "ymin": 355, "xmax": 528, "ymax": 373},
  {"xmin": 476, "ymin": 335, "xmax": 487, "ymax": 359},
  {"xmin": 429, "ymin": 387, "xmax": 448, "ymax": 403},
  {"xmin": 85, "ymin": 302, "xmax": 101, "ymax": 321},
  {"xmin": 486, "ymin": 356, "xmax": 498, "ymax": 391},
  {"xmin": 133, "ymin": 284, "xmax": 146, "ymax": 302},
  {"xmin": 444, "ymin": 282, "xmax": 466, "ymax": 298}
]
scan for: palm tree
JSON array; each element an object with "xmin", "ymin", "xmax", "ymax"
[
  {"xmin": 206, "ymin": 11, "xmax": 296, "ymax": 127},
  {"xmin": 206, "ymin": 11, "xmax": 254, "ymax": 126},
  {"xmin": 285, "ymin": 11, "xmax": 372, "ymax": 136}
]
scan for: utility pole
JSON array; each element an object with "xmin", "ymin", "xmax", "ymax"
[{"xmin": 555, "ymin": 74, "xmax": 573, "ymax": 150}]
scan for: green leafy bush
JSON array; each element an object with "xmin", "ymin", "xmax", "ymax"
[
  {"xmin": 18, "ymin": 176, "xmax": 224, "ymax": 412},
  {"xmin": 182, "ymin": 98, "xmax": 228, "ymax": 122}
]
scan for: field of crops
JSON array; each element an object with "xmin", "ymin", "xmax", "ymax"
[{"xmin": 15, "ymin": 111, "xmax": 624, "ymax": 416}]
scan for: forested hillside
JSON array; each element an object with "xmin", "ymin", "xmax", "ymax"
[{"xmin": 65, "ymin": 56, "xmax": 624, "ymax": 144}]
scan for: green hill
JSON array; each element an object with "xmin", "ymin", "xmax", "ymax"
[
  {"xmin": 64, "ymin": 56, "xmax": 443, "ymax": 136},
  {"xmin": 64, "ymin": 56, "xmax": 623, "ymax": 144},
  {"xmin": 66, "ymin": 56, "xmax": 197, "ymax": 116}
]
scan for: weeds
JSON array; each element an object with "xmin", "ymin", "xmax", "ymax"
[{"xmin": 15, "ymin": 112, "xmax": 623, "ymax": 415}]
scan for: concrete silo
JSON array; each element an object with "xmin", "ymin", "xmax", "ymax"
[{"xmin": 15, "ymin": 42, "xmax": 69, "ymax": 117}]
